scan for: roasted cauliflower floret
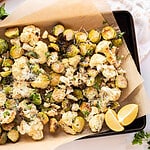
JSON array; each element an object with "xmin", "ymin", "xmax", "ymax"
[
  {"xmin": 32, "ymin": 41, "xmax": 48, "ymax": 64},
  {"xmin": 89, "ymin": 54, "xmax": 106, "ymax": 68},
  {"xmin": 31, "ymin": 74, "xmax": 50, "ymax": 89},
  {"xmin": 17, "ymin": 118, "xmax": 44, "ymax": 141},
  {"xmin": 102, "ymin": 64, "xmax": 117, "ymax": 79},
  {"xmin": 0, "ymin": 109, "xmax": 16, "ymax": 124},
  {"xmin": 84, "ymin": 87, "xmax": 98, "ymax": 100},
  {"xmin": 52, "ymin": 88, "xmax": 66, "ymax": 103},
  {"xmin": 89, "ymin": 113, "xmax": 104, "ymax": 132},
  {"xmin": 61, "ymin": 111, "xmax": 77, "ymax": 126},
  {"xmin": 20, "ymin": 25, "xmax": 40, "ymax": 46},
  {"xmin": 100, "ymin": 86, "xmax": 121, "ymax": 101},
  {"xmin": 47, "ymin": 52, "xmax": 58, "ymax": 66},
  {"xmin": 12, "ymin": 81, "xmax": 32, "ymax": 99},
  {"xmin": 12, "ymin": 56, "xmax": 31, "ymax": 81}
]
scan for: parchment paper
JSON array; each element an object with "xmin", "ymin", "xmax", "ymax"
[{"xmin": 0, "ymin": 0, "xmax": 150, "ymax": 150}]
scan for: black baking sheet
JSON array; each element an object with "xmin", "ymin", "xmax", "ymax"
[{"xmin": 80, "ymin": 11, "xmax": 146, "ymax": 139}]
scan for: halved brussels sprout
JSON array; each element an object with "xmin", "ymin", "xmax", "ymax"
[
  {"xmin": 80, "ymin": 102, "xmax": 91, "ymax": 117},
  {"xmin": 88, "ymin": 29, "xmax": 101, "ymax": 43},
  {"xmin": 5, "ymin": 99, "xmax": 16, "ymax": 109},
  {"xmin": 49, "ymin": 118, "xmax": 59, "ymax": 133},
  {"xmin": 61, "ymin": 99, "xmax": 72, "ymax": 111},
  {"xmin": 31, "ymin": 64, "xmax": 40, "ymax": 74},
  {"xmin": 30, "ymin": 92, "xmax": 42, "ymax": 105},
  {"xmin": 115, "ymin": 75, "xmax": 127, "ymax": 88},
  {"xmin": 72, "ymin": 116, "xmax": 85, "ymax": 133},
  {"xmin": 0, "ymin": 132, "xmax": 7, "ymax": 145},
  {"xmin": 2, "ymin": 122, "xmax": 15, "ymax": 131},
  {"xmin": 7, "ymin": 129, "xmax": 20, "ymax": 143},
  {"xmin": 101, "ymin": 26, "xmax": 116, "ymax": 40},
  {"xmin": 48, "ymin": 43, "xmax": 60, "ymax": 51},
  {"xmin": 63, "ymin": 29, "xmax": 74, "ymax": 41},
  {"xmin": 73, "ymin": 89, "xmax": 83, "ymax": 100},
  {"xmin": 106, "ymin": 101, "xmax": 120, "ymax": 110},
  {"xmin": 52, "ymin": 24, "xmax": 65, "ymax": 36},
  {"xmin": 48, "ymin": 34, "xmax": 57, "ymax": 43},
  {"xmin": 51, "ymin": 61, "xmax": 64, "ymax": 73},
  {"xmin": 38, "ymin": 112, "xmax": 49, "ymax": 125},
  {"xmin": 31, "ymin": 74, "xmax": 50, "ymax": 89},
  {"xmin": 49, "ymin": 72, "xmax": 60, "ymax": 86},
  {"xmin": 10, "ymin": 45, "xmax": 24, "ymax": 59},
  {"xmin": 75, "ymin": 32, "xmax": 87, "ymax": 43},
  {"xmin": 66, "ymin": 44, "xmax": 80, "ymax": 57},
  {"xmin": 0, "ymin": 70, "xmax": 11, "ymax": 77},
  {"xmin": 25, "ymin": 51, "xmax": 39, "ymax": 59},
  {"xmin": 2, "ymin": 59, "xmax": 13, "ymax": 67},
  {"xmin": 0, "ymin": 38, "xmax": 8, "ymax": 55},
  {"xmin": 112, "ymin": 38, "xmax": 123, "ymax": 47},
  {"xmin": 5, "ymin": 27, "xmax": 19, "ymax": 38}
]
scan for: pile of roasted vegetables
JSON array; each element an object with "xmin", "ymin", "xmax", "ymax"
[{"xmin": 0, "ymin": 23, "xmax": 127, "ymax": 144}]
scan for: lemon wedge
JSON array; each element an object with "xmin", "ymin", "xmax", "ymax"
[
  {"xmin": 117, "ymin": 104, "xmax": 138, "ymax": 126},
  {"xmin": 105, "ymin": 109, "xmax": 124, "ymax": 132}
]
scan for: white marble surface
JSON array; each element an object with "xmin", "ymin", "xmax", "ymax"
[{"xmin": 0, "ymin": 0, "xmax": 150, "ymax": 150}]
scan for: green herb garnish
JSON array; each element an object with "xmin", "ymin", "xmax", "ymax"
[
  {"xmin": 0, "ymin": 3, "xmax": 8, "ymax": 20},
  {"xmin": 132, "ymin": 130, "xmax": 150, "ymax": 149}
]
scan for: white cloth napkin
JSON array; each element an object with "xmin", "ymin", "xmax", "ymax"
[{"xmin": 107, "ymin": 0, "xmax": 150, "ymax": 62}]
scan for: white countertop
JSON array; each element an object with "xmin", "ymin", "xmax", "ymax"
[{"xmin": 1, "ymin": 0, "xmax": 150, "ymax": 149}]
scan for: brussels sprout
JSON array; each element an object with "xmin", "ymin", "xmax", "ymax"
[
  {"xmin": 30, "ymin": 92, "xmax": 42, "ymax": 105},
  {"xmin": 63, "ymin": 29, "xmax": 74, "ymax": 41},
  {"xmin": 48, "ymin": 34, "xmax": 57, "ymax": 43},
  {"xmin": 73, "ymin": 89, "xmax": 83, "ymax": 100},
  {"xmin": 38, "ymin": 112, "xmax": 49, "ymax": 125},
  {"xmin": 101, "ymin": 26, "xmax": 116, "ymax": 40},
  {"xmin": 61, "ymin": 99, "xmax": 72, "ymax": 111},
  {"xmin": 52, "ymin": 24, "xmax": 65, "ymax": 36},
  {"xmin": 49, "ymin": 72, "xmax": 60, "ymax": 86},
  {"xmin": 80, "ymin": 102, "xmax": 91, "ymax": 117},
  {"xmin": 0, "ymin": 132, "xmax": 7, "ymax": 145},
  {"xmin": 48, "ymin": 43, "xmax": 60, "ymax": 51},
  {"xmin": 79, "ymin": 43, "xmax": 95, "ymax": 56},
  {"xmin": 106, "ymin": 101, "xmax": 120, "ymax": 110},
  {"xmin": 0, "ymin": 70, "xmax": 11, "ymax": 77},
  {"xmin": 7, "ymin": 129, "xmax": 20, "ymax": 143},
  {"xmin": 31, "ymin": 74, "xmax": 50, "ymax": 89},
  {"xmin": 5, "ymin": 99, "xmax": 16, "ymax": 109},
  {"xmin": 112, "ymin": 38, "xmax": 123, "ymax": 47},
  {"xmin": 2, "ymin": 59, "xmax": 13, "ymax": 67},
  {"xmin": 10, "ymin": 45, "xmax": 24, "ymax": 59},
  {"xmin": 51, "ymin": 61, "xmax": 64, "ymax": 73},
  {"xmin": 79, "ymin": 43, "xmax": 88, "ymax": 56},
  {"xmin": 25, "ymin": 51, "xmax": 39, "ymax": 59},
  {"xmin": 66, "ymin": 44, "xmax": 80, "ymax": 57},
  {"xmin": 88, "ymin": 29, "xmax": 101, "ymax": 43},
  {"xmin": 0, "ymin": 38, "xmax": 8, "ymax": 55},
  {"xmin": 75, "ymin": 32, "xmax": 87, "ymax": 43},
  {"xmin": 31, "ymin": 64, "xmax": 40, "ymax": 74},
  {"xmin": 72, "ymin": 116, "xmax": 85, "ymax": 133},
  {"xmin": 5, "ymin": 27, "xmax": 19, "ymax": 38},
  {"xmin": 1, "ymin": 122, "xmax": 15, "ymax": 131},
  {"xmin": 115, "ymin": 75, "xmax": 127, "ymax": 88},
  {"xmin": 49, "ymin": 118, "xmax": 59, "ymax": 133},
  {"xmin": 86, "ymin": 43, "xmax": 96, "ymax": 56}
]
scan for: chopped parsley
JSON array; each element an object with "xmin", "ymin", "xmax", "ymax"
[
  {"xmin": 132, "ymin": 130, "xmax": 150, "ymax": 149},
  {"xmin": 0, "ymin": 3, "xmax": 8, "ymax": 20}
]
